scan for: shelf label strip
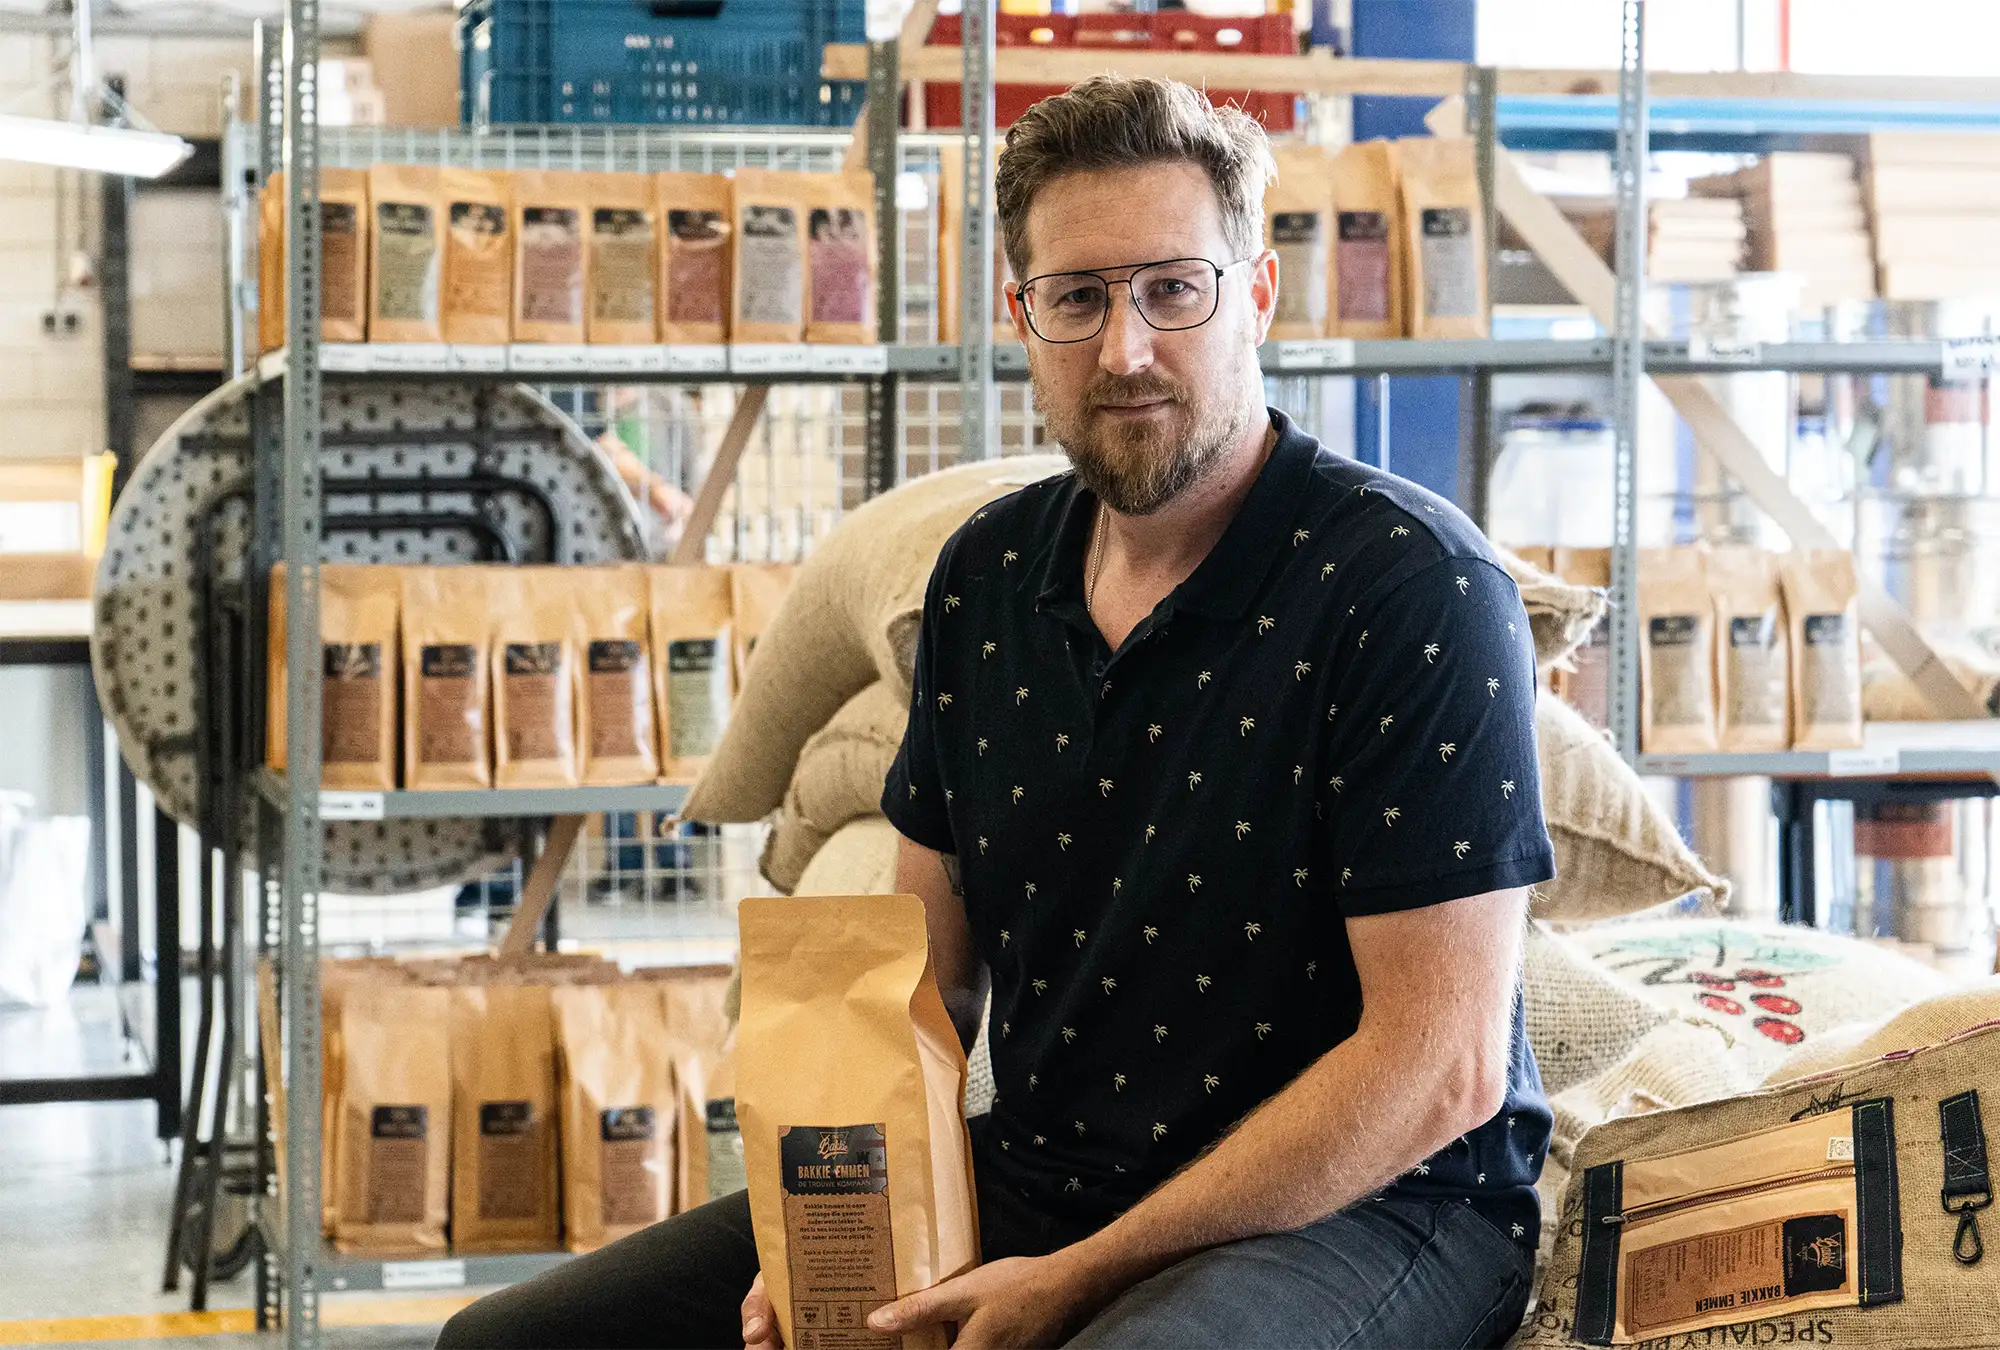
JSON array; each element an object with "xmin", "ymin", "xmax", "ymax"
[
  {"xmin": 1827, "ymin": 747, "xmax": 1902, "ymax": 778},
  {"xmin": 318, "ymin": 791, "xmax": 385, "ymax": 821},
  {"xmin": 382, "ymin": 1258, "xmax": 467, "ymax": 1290}
]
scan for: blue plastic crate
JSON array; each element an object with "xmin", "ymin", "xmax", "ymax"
[{"xmin": 460, "ymin": 0, "xmax": 868, "ymax": 127}]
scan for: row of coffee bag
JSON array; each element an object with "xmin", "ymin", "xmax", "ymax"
[
  {"xmin": 1638, "ymin": 546, "xmax": 1863, "ymax": 754},
  {"xmin": 266, "ymin": 562, "xmax": 794, "ymax": 790},
  {"xmin": 257, "ymin": 166, "xmax": 877, "ymax": 349},
  {"xmin": 1263, "ymin": 136, "xmax": 1489, "ymax": 341},
  {"xmin": 294, "ymin": 957, "xmax": 737, "ymax": 1255}
]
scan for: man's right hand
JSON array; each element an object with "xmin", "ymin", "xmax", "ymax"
[{"xmin": 742, "ymin": 1272, "xmax": 782, "ymax": 1350}]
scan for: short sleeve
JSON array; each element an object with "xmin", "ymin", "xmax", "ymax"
[
  {"xmin": 1315, "ymin": 557, "xmax": 1554, "ymax": 916},
  {"xmin": 881, "ymin": 549, "xmax": 957, "ymax": 855}
]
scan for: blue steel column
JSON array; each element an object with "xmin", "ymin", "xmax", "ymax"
[{"xmin": 1351, "ymin": 0, "xmax": 1474, "ymax": 499}]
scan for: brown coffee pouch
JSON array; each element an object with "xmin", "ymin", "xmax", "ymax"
[
  {"xmin": 451, "ymin": 983, "xmax": 561, "ymax": 1252},
  {"xmin": 1782, "ymin": 550, "xmax": 1863, "ymax": 751},
  {"xmin": 491, "ymin": 566, "xmax": 581, "ymax": 788},
  {"xmin": 657, "ymin": 172, "xmax": 733, "ymax": 344},
  {"xmin": 1330, "ymin": 141, "xmax": 1404, "ymax": 339},
  {"xmin": 1265, "ymin": 145, "xmax": 1333, "ymax": 340},
  {"xmin": 1639, "ymin": 547, "xmax": 1719, "ymax": 754},
  {"xmin": 575, "ymin": 565, "xmax": 659, "ymax": 786},
  {"xmin": 368, "ymin": 165, "xmax": 446, "ymax": 343},
  {"xmin": 512, "ymin": 170, "xmax": 590, "ymax": 343},
  {"xmin": 737, "ymin": 895, "xmax": 979, "ymax": 1350},
  {"xmin": 649, "ymin": 566, "xmax": 735, "ymax": 782},
  {"xmin": 260, "ymin": 169, "xmax": 370, "ymax": 347},
  {"xmin": 552, "ymin": 982, "xmax": 678, "ymax": 1252},
  {"xmin": 316, "ymin": 957, "xmax": 410, "ymax": 1235},
  {"xmin": 334, "ymin": 983, "xmax": 451, "ymax": 1254},
  {"xmin": 1398, "ymin": 136, "xmax": 1487, "ymax": 340},
  {"xmin": 729, "ymin": 563, "xmax": 795, "ymax": 698},
  {"xmin": 267, "ymin": 562, "xmax": 400, "ymax": 790},
  {"xmin": 1552, "ymin": 546, "xmax": 1613, "ymax": 730},
  {"xmin": 804, "ymin": 171, "xmax": 877, "ymax": 345},
  {"xmin": 441, "ymin": 167, "xmax": 513, "ymax": 346},
  {"xmin": 647, "ymin": 965, "xmax": 736, "ymax": 1212},
  {"xmin": 731, "ymin": 168, "xmax": 808, "ymax": 343},
  {"xmin": 1710, "ymin": 547, "xmax": 1791, "ymax": 753},
  {"xmin": 400, "ymin": 566, "xmax": 493, "ymax": 790},
  {"xmin": 936, "ymin": 140, "xmax": 1016, "ymax": 347},
  {"xmin": 587, "ymin": 174, "xmax": 659, "ymax": 345}
]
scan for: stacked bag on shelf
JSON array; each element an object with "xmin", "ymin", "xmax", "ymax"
[
  {"xmin": 257, "ymin": 165, "xmax": 877, "ymax": 350},
  {"xmin": 259, "ymin": 955, "xmax": 736, "ymax": 1256},
  {"xmin": 266, "ymin": 561, "xmax": 795, "ymax": 790}
]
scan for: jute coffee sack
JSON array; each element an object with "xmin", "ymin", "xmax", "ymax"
[
  {"xmin": 267, "ymin": 563, "xmax": 399, "ymax": 791},
  {"xmin": 794, "ymin": 817, "xmax": 900, "ymax": 898},
  {"xmin": 1328, "ymin": 140, "xmax": 1403, "ymax": 339},
  {"xmin": 1783, "ymin": 549, "xmax": 1864, "ymax": 750},
  {"xmin": 511, "ymin": 170, "xmax": 590, "ymax": 344},
  {"xmin": 1264, "ymin": 145, "xmax": 1333, "ymax": 340},
  {"xmin": 552, "ymin": 981, "xmax": 679, "ymax": 1251},
  {"xmin": 400, "ymin": 566, "xmax": 492, "ymax": 791},
  {"xmin": 1521, "ymin": 1014, "xmax": 2000, "ymax": 1349},
  {"xmin": 1398, "ymin": 136, "xmax": 1488, "ymax": 339},
  {"xmin": 490, "ymin": 567, "xmax": 581, "ymax": 790},
  {"xmin": 737, "ymin": 894, "xmax": 979, "ymax": 1350},
  {"xmin": 1765, "ymin": 982, "xmax": 2000, "ymax": 1088},
  {"xmin": 804, "ymin": 170, "xmax": 877, "ymax": 345},
  {"xmin": 585, "ymin": 174, "xmax": 659, "ymax": 345},
  {"xmin": 1638, "ymin": 547, "xmax": 1719, "ymax": 754},
  {"xmin": 333, "ymin": 983, "xmax": 451, "ymax": 1254},
  {"xmin": 683, "ymin": 456, "xmax": 1066, "ymax": 824},
  {"xmin": 648, "ymin": 565, "xmax": 735, "ymax": 783},
  {"xmin": 1494, "ymin": 544, "xmax": 1610, "ymax": 673},
  {"xmin": 731, "ymin": 169, "xmax": 809, "ymax": 344},
  {"xmin": 573, "ymin": 565, "xmax": 658, "ymax": 786},
  {"xmin": 259, "ymin": 170, "xmax": 369, "ymax": 349},
  {"xmin": 656, "ymin": 172, "xmax": 732, "ymax": 344},
  {"xmin": 1521, "ymin": 920, "xmax": 1671, "ymax": 1098},
  {"xmin": 450, "ymin": 982, "xmax": 561, "ymax": 1252},
  {"xmin": 761, "ymin": 680, "xmax": 907, "ymax": 893},
  {"xmin": 1710, "ymin": 546, "xmax": 1791, "ymax": 754},
  {"xmin": 440, "ymin": 168, "xmax": 512, "ymax": 346},
  {"xmin": 1534, "ymin": 692, "xmax": 1729, "ymax": 922},
  {"xmin": 367, "ymin": 165, "xmax": 446, "ymax": 344}
]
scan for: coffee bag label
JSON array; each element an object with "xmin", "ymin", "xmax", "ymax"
[
  {"xmin": 1420, "ymin": 206, "xmax": 1477, "ymax": 318},
  {"xmin": 1625, "ymin": 1213, "xmax": 1848, "ymax": 1335},
  {"xmin": 448, "ymin": 201, "xmax": 510, "ymax": 319},
  {"xmin": 521, "ymin": 206, "xmax": 582, "ymax": 324},
  {"xmin": 376, "ymin": 201, "xmax": 439, "ymax": 322},
  {"xmin": 477, "ymin": 1101, "xmax": 540, "ymax": 1222},
  {"xmin": 587, "ymin": 639, "xmax": 646, "ymax": 759},
  {"xmin": 1336, "ymin": 210, "xmax": 1391, "ymax": 323},
  {"xmin": 740, "ymin": 205, "xmax": 802, "ymax": 327},
  {"xmin": 367, "ymin": 1104, "xmax": 429, "ymax": 1225},
  {"xmin": 1271, "ymin": 211, "xmax": 1325, "ymax": 327},
  {"xmin": 418, "ymin": 642, "xmax": 479, "ymax": 765},
  {"xmin": 592, "ymin": 207, "xmax": 657, "ymax": 324},
  {"xmin": 668, "ymin": 638, "xmax": 724, "ymax": 758},
  {"xmin": 599, "ymin": 1106, "xmax": 664, "ymax": 1228},
  {"xmin": 707, "ymin": 1097, "xmax": 747, "ymax": 1199},
  {"xmin": 668, "ymin": 209, "xmax": 728, "ymax": 324},
  {"xmin": 1650, "ymin": 615, "xmax": 1700, "ymax": 647},
  {"xmin": 780, "ymin": 1123, "xmax": 897, "ymax": 1350},
  {"xmin": 1803, "ymin": 613, "xmax": 1857, "ymax": 725},
  {"xmin": 504, "ymin": 641, "xmax": 565, "ymax": 761},
  {"xmin": 323, "ymin": 642, "xmax": 383, "ymax": 765},
  {"xmin": 322, "ymin": 201, "xmax": 361, "ymax": 322}
]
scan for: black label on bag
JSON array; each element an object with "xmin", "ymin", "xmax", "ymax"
[
  {"xmin": 601, "ymin": 1105, "xmax": 656, "ymax": 1142},
  {"xmin": 451, "ymin": 201, "xmax": 505, "ymax": 235},
  {"xmin": 371, "ymin": 1104, "xmax": 428, "ymax": 1139},
  {"xmin": 589, "ymin": 639, "xmax": 641, "ymax": 674},
  {"xmin": 1650, "ymin": 615, "xmax": 1700, "ymax": 647},
  {"xmin": 323, "ymin": 202, "xmax": 357, "ymax": 235},
  {"xmin": 480, "ymin": 1101, "xmax": 534, "ymax": 1136},
  {"xmin": 325, "ymin": 642, "xmax": 380, "ymax": 679},
  {"xmin": 1730, "ymin": 616, "xmax": 1774, "ymax": 648},
  {"xmin": 1271, "ymin": 211, "xmax": 1322, "ymax": 244},
  {"xmin": 669, "ymin": 638, "xmax": 717, "ymax": 675},
  {"xmin": 421, "ymin": 642, "xmax": 475, "ymax": 678},
  {"xmin": 707, "ymin": 1097, "xmax": 739, "ymax": 1133},
  {"xmin": 1338, "ymin": 210, "xmax": 1388, "ymax": 242},
  {"xmin": 505, "ymin": 641, "xmax": 562, "ymax": 676},
  {"xmin": 1782, "ymin": 1215, "xmax": 1849, "ymax": 1295},
  {"xmin": 780, "ymin": 1123, "xmax": 888, "ymax": 1196},
  {"xmin": 379, "ymin": 201, "xmax": 432, "ymax": 236},
  {"xmin": 1805, "ymin": 613, "xmax": 1847, "ymax": 646},
  {"xmin": 594, "ymin": 207, "xmax": 650, "ymax": 238},
  {"xmin": 1423, "ymin": 206, "xmax": 1472, "ymax": 239}
]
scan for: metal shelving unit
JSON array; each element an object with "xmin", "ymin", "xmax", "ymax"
[{"xmin": 253, "ymin": 773, "xmax": 691, "ymax": 822}]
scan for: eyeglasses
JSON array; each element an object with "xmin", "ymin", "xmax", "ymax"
[{"xmin": 1016, "ymin": 255, "xmax": 1256, "ymax": 344}]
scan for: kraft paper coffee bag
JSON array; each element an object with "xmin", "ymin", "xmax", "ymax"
[
  {"xmin": 334, "ymin": 983, "xmax": 451, "ymax": 1254},
  {"xmin": 553, "ymin": 982, "xmax": 678, "ymax": 1252},
  {"xmin": 1329, "ymin": 141, "xmax": 1403, "ymax": 339},
  {"xmin": 644, "ymin": 964, "xmax": 736, "ymax": 1212},
  {"xmin": 738, "ymin": 894, "xmax": 979, "ymax": 1350},
  {"xmin": 649, "ymin": 566, "xmax": 734, "ymax": 782},
  {"xmin": 441, "ymin": 167, "xmax": 513, "ymax": 346},
  {"xmin": 575, "ymin": 565, "xmax": 659, "ymax": 786},
  {"xmin": 1398, "ymin": 136, "xmax": 1488, "ymax": 340},
  {"xmin": 267, "ymin": 562, "xmax": 399, "ymax": 791},
  {"xmin": 731, "ymin": 169, "xmax": 809, "ymax": 344},
  {"xmin": 805, "ymin": 171, "xmax": 877, "ymax": 345},
  {"xmin": 657, "ymin": 171, "xmax": 732, "ymax": 344},
  {"xmin": 1710, "ymin": 546, "xmax": 1790, "ymax": 754},
  {"xmin": 512, "ymin": 170, "xmax": 590, "ymax": 344},
  {"xmin": 491, "ymin": 567, "xmax": 581, "ymax": 790},
  {"xmin": 1265, "ymin": 145, "xmax": 1333, "ymax": 340},
  {"xmin": 1783, "ymin": 550, "xmax": 1864, "ymax": 750},
  {"xmin": 729, "ymin": 562, "xmax": 795, "ymax": 697},
  {"xmin": 260, "ymin": 169, "xmax": 369, "ymax": 349},
  {"xmin": 1639, "ymin": 547, "xmax": 1719, "ymax": 754},
  {"xmin": 587, "ymin": 174, "xmax": 659, "ymax": 345},
  {"xmin": 451, "ymin": 983, "xmax": 561, "ymax": 1253},
  {"xmin": 401, "ymin": 566, "xmax": 492, "ymax": 791},
  {"xmin": 368, "ymin": 165, "xmax": 446, "ymax": 343}
]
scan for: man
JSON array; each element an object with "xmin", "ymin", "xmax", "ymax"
[{"xmin": 439, "ymin": 75, "xmax": 1551, "ymax": 1350}]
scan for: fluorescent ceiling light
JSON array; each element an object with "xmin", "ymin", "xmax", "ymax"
[{"xmin": 0, "ymin": 114, "xmax": 194, "ymax": 178}]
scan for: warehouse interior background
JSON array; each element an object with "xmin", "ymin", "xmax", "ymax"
[{"xmin": 6, "ymin": 0, "xmax": 2000, "ymax": 1346}]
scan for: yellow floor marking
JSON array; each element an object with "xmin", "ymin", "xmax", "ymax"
[{"xmin": 0, "ymin": 1310, "xmax": 256, "ymax": 1344}]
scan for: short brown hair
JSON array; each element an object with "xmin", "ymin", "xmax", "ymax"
[{"xmin": 995, "ymin": 75, "xmax": 1276, "ymax": 281}]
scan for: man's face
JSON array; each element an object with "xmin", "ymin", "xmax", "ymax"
[{"xmin": 1010, "ymin": 161, "xmax": 1278, "ymax": 516}]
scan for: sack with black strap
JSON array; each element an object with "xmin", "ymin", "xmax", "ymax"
[{"xmin": 1519, "ymin": 1006, "xmax": 2000, "ymax": 1348}]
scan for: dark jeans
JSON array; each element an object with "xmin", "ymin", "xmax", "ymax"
[{"xmin": 437, "ymin": 1131, "xmax": 1532, "ymax": 1350}]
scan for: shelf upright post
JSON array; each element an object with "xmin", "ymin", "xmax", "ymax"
[
  {"xmin": 1607, "ymin": 0, "xmax": 1648, "ymax": 764},
  {"xmin": 959, "ymin": 0, "xmax": 996, "ymax": 463},
  {"xmin": 278, "ymin": 0, "xmax": 326, "ymax": 1344},
  {"xmin": 866, "ymin": 36, "xmax": 902, "ymax": 497},
  {"xmin": 1460, "ymin": 63, "xmax": 1499, "ymax": 531}
]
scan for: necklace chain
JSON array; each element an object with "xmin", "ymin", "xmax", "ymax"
[{"xmin": 1085, "ymin": 505, "xmax": 1107, "ymax": 612}]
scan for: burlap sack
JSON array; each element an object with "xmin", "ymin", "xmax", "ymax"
[
  {"xmin": 1569, "ymin": 919, "xmax": 1956, "ymax": 1084},
  {"xmin": 1521, "ymin": 1016, "xmax": 2000, "ymax": 1348},
  {"xmin": 793, "ymin": 816, "xmax": 900, "ymax": 897},
  {"xmin": 684, "ymin": 456, "xmax": 1066, "ymax": 824},
  {"xmin": 760, "ymin": 681, "xmax": 910, "ymax": 893},
  {"xmin": 1765, "ymin": 979, "xmax": 2000, "ymax": 1087},
  {"xmin": 1523, "ymin": 921, "xmax": 1671, "ymax": 1097},
  {"xmin": 1496, "ymin": 545, "xmax": 1608, "ymax": 674},
  {"xmin": 1534, "ymin": 693, "xmax": 1729, "ymax": 922}
]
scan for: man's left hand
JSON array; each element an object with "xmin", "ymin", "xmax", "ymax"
[{"xmin": 866, "ymin": 1253, "xmax": 1103, "ymax": 1349}]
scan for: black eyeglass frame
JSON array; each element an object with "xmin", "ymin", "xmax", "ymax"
[{"xmin": 1013, "ymin": 254, "xmax": 1261, "ymax": 344}]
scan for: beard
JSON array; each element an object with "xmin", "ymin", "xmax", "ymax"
[{"xmin": 1035, "ymin": 366, "xmax": 1251, "ymax": 516}]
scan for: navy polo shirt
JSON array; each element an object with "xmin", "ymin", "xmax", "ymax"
[{"xmin": 882, "ymin": 409, "xmax": 1556, "ymax": 1250}]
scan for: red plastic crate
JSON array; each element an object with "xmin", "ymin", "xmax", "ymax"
[{"xmin": 923, "ymin": 13, "xmax": 1073, "ymax": 129}]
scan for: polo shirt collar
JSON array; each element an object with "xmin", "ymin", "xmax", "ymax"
[{"xmin": 1028, "ymin": 408, "xmax": 1320, "ymax": 623}]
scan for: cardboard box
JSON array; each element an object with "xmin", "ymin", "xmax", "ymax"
[
  {"xmin": 364, "ymin": 11, "xmax": 461, "ymax": 129},
  {"xmin": 0, "ymin": 552, "xmax": 96, "ymax": 602}
]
